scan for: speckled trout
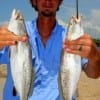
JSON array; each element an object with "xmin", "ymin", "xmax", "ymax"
[
  {"xmin": 58, "ymin": 16, "xmax": 84, "ymax": 100},
  {"xmin": 8, "ymin": 9, "xmax": 34, "ymax": 100}
]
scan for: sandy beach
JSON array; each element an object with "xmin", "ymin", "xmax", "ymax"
[
  {"xmin": 0, "ymin": 64, "xmax": 100, "ymax": 100},
  {"xmin": 0, "ymin": 64, "xmax": 7, "ymax": 100},
  {"xmin": 77, "ymin": 72, "xmax": 100, "ymax": 100}
]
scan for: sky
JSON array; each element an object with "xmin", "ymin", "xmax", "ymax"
[{"xmin": 0, "ymin": 0, "xmax": 100, "ymax": 39}]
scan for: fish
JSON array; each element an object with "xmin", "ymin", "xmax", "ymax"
[
  {"xmin": 58, "ymin": 16, "xmax": 84, "ymax": 100},
  {"xmin": 8, "ymin": 9, "xmax": 34, "ymax": 100}
]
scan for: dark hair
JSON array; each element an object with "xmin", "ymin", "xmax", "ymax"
[
  {"xmin": 30, "ymin": 0, "xmax": 37, "ymax": 10},
  {"xmin": 30, "ymin": 0, "xmax": 63, "ymax": 11}
]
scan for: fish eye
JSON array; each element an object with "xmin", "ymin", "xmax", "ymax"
[{"xmin": 19, "ymin": 16, "xmax": 23, "ymax": 21}]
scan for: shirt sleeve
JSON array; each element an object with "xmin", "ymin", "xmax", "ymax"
[
  {"xmin": 0, "ymin": 47, "xmax": 7, "ymax": 54},
  {"xmin": 0, "ymin": 46, "xmax": 9, "ymax": 64},
  {"xmin": 81, "ymin": 58, "xmax": 88, "ymax": 70}
]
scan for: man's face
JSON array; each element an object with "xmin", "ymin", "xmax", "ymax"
[{"xmin": 34, "ymin": 0, "xmax": 62, "ymax": 17}]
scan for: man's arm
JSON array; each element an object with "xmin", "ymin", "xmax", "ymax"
[
  {"xmin": 84, "ymin": 49, "xmax": 100, "ymax": 78},
  {"xmin": 63, "ymin": 34, "xmax": 100, "ymax": 78},
  {"xmin": 0, "ymin": 26, "xmax": 28, "ymax": 64}
]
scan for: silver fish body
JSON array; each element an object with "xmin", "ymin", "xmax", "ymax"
[
  {"xmin": 8, "ymin": 9, "xmax": 34, "ymax": 100},
  {"xmin": 59, "ymin": 16, "xmax": 84, "ymax": 100}
]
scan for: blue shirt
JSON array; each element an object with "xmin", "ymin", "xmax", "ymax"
[{"xmin": 0, "ymin": 19, "xmax": 87, "ymax": 100}]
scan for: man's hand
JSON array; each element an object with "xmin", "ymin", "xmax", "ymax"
[
  {"xmin": 0, "ymin": 26, "xmax": 28, "ymax": 50},
  {"xmin": 63, "ymin": 33, "xmax": 100, "ymax": 78},
  {"xmin": 63, "ymin": 34, "xmax": 99, "ymax": 61}
]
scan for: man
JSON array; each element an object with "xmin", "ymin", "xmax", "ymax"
[{"xmin": 0, "ymin": 0, "xmax": 100, "ymax": 100}]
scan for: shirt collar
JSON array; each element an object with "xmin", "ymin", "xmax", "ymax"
[{"xmin": 31, "ymin": 18, "xmax": 60, "ymax": 39}]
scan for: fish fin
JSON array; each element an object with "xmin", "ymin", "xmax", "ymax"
[{"xmin": 28, "ymin": 67, "xmax": 35, "ymax": 97}]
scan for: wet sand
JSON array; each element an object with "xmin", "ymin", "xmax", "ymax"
[{"xmin": 0, "ymin": 64, "xmax": 100, "ymax": 100}]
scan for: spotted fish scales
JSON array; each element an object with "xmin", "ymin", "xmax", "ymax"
[
  {"xmin": 59, "ymin": 16, "xmax": 84, "ymax": 100},
  {"xmin": 8, "ymin": 9, "xmax": 34, "ymax": 100}
]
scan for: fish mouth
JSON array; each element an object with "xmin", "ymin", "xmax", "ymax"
[{"xmin": 71, "ymin": 16, "xmax": 82, "ymax": 24}]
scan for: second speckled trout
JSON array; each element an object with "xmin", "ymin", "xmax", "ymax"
[{"xmin": 58, "ymin": 16, "xmax": 84, "ymax": 100}]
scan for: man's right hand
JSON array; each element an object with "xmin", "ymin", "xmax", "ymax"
[{"xmin": 0, "ymin": 25, "xmax": 28, "ymax": 50}]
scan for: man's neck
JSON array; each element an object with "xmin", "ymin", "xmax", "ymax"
[{"xmin": 37, "ymin": 15, "xmax": 56, "ymax": 45}]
